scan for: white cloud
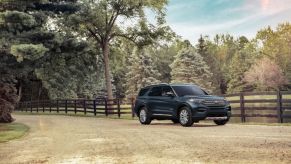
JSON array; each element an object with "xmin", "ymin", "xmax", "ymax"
[{"xmin": 166, "ymin": 0, "xmax": 291, "ymax": 43}]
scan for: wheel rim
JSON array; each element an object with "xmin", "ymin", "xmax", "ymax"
[
  {"xmin": 140, "ymin": 109, "xmax": 146, "ymax": 122},
  {"xmin": 180, "ymin": 109, "xmax": 189, "ymax": 124}
]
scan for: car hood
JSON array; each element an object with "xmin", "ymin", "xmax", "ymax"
[{"xmin": 183, "ymin": 95, "xmax": 225, "ymax": 100}]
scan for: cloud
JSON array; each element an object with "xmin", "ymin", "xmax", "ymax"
[{"xmin": 166, "ymin": 0, "xmax": 291, "ymax": 43}]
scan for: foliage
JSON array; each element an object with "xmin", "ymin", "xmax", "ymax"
[
  {"xmin": 0, "ymin": 0, "xmax": 104, "ymax": 100},
  {"xmin": 125, "ymin": 47, "xmax": 160, "ymax": 97},
  {"xmin": 10, "ymin": 44, "xmax": 48, "ymax": 62},
  {"xmin": 244, "ymin": 57, "xmax": 287, "ymax": 91},
  {"xmin": 0, "ymin": 83, "xmax": 18, "ymax": 123},
  {"xmin": 256, "ymin": 23, "xmax": 291, "ymax": 86},
  {"xmin": 65, "ymin": 0, "xmax": 171, "ymax": 99},
  {"xmin": 170, "ymin": 46, "xmax": 214, "ymax": 92},
  {"xmin": 226, "ymin": 41, "xmax": 259, "ymax": 93}
]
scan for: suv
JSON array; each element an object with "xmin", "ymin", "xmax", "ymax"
[{"xmin": 134, "ymin": 83, "xmax": 231, "ymax": 127}]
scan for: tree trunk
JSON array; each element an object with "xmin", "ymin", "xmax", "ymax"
[
  {"xmin": 102, "ymin": 41, "xmax": 114, "ymax": 100},
  {"xmin": 18, "ymin": 82, "xmax": 22, "ymax": 101}
]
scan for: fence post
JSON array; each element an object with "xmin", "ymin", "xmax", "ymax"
[
  {"xmin": 20, "ymin": 102, "xmax": 23, "ymax": 112},
  {"xmin": 65, "ymin": 100, "xmax": 68, "ymax": 113},
  {"xmin": 240, "ymin": 92, "xmax": 245, "ymax": 123},
  {"xmin": 74, "ymin": 100, "xmax": 77, "ymax": 114},
  {"xmin": 49, "ymin": 100, "xmax": 52, "ymax": 113},
  {"xmin": 25, "ymin": 101, "xmax": 28, "ymax": 112},
  {"xmin": 131, "ymin": 98, "xmax": 135, "ymax": 118},
  {"xmin": 93, "ymin": 100, "xmax": 97, "ymax": 116},
  {"xmin": 30, "ymin": 101, "xmax": 33, "ymax": 112},
  {"xmin": 37, "ymin": 99, "xmax": 39, "ymax": 112},
  {"xmin": 57, "ymin": 100, "xmax": 59, "ymax": 113},
  {"xmin": 105, "ymin": 98, "xmax": 108, "ymax": 116},
  {"xmin": 42, "ymin": 100, "xmax": 45, "ymax": 112},
  {"xmin": 117, "ymin": 99, "xmax": 121, "ymax": 118},
  {"xmin": 83, "ymin": 99, "xmax": 86, "ymax": 115},
  {"xmin": 277, "ymin": 91, "xmax": 283, "ymax": 123}
]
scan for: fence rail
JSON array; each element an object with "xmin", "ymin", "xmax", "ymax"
[
  {"xmin": 225, "ymin": 91, "xmax": 291, "ymax": 123},
  {"xmin": 16, "ymin": 98, "xmax": 136, "ymax": 118},
  {"xmin": 16, "ymin": 91, "xmax": 291, "ymax": 123}
]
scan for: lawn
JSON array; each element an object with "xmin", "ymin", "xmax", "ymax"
[{"xmin": 0, "ymin": 123, "xmax": 29, "ymax": 143}]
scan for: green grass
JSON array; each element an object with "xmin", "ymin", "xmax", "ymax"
[{"xmin": 0, "ymin": 123, "xmax": 29, "ymax": 143}]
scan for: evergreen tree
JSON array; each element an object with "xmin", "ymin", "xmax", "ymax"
[
  {"xmin": 196, "ymin": 35, "xmax": 222, "ymax": 93},
  {"xmin": 0, "ymin": 0, "xmax": 103, "ymax": 100},
  {"xmin": 125, "ymin": 48, "xmax": 160, "ymax": 97},
  {"xmin": 170, "ymin": 47, "xmax": 214, "ymax": 92}
]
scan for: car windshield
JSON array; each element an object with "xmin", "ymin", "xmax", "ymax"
[{"xmin": 172, "ymin": 85, "xmax": 207, "ymax": 96}]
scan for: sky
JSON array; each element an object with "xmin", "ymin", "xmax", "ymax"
[{"xmin": 166, "ymin": 0, "xmax": 291, "ymax": 43}]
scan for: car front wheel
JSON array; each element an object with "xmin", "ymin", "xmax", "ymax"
[
  {"xmin": 139, "ymin": 107, "xmax": 151, "ymax": 125},
  {"xmin": 179, "ymin": 107, "xmax": 194, "ymax": 127}
]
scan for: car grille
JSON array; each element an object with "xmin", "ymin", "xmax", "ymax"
[{"xmin": 202, "ymin": 99, "xmax": 226, "ymax": 106}]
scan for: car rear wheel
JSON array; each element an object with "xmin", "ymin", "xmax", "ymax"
[
  {"xmin": 179, "ymin": 107, "xmax": 194, "ymax": 127},
  {"xmin": 214, "ymin": 118, "xmax": 229, "ymax": 125},
  {"xmin": 139, "ymin": 107, "xmax": 151, "ymax": 125}
]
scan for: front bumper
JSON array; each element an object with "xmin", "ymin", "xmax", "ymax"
[{"xmin": 191, "ymin": 105, "xmax": 231, "ymax": 121}]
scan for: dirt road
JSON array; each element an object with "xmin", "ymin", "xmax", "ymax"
[{"xmin": 0, "ymin": 114, "xmax": 291, "ymax": 164}]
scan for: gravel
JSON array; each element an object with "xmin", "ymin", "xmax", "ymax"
[{"xmin": 0, "ymin": 114, "xmax": 291, "ymax": 164}]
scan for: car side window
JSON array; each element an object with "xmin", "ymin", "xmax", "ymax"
[
  {"xmin": 138, "ymin": 88, "xmax": 149, "ymax": 96},
  {"xmin": 148, "ymin": 86, "xmax": 162, "ymax": 96},
  {"xmin": 162, "ymin": 86, "xmax": 174, "ymax": 96}
]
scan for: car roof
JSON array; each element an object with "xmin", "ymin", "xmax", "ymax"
[{"xmin": 141, "ymin": 83, "xmax": 197, "ymax": 89}]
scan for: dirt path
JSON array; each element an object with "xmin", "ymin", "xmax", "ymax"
[{"xmin": 0, "ymin": 114, "xmax": 291, "ymax": 164}]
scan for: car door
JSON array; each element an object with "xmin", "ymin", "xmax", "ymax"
[
  {"xmin": 147, "ymin": 86, "xmax": 163, "ymax": 114},
  {"xmin": 158, "ymin": 86, "xmax": 177, "ymax": 116}
]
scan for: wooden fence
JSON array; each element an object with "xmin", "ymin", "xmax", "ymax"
[
  {"xmin": 16, "ymin": 98, "xmax": 136, "ymax": 118},
  {"xmin": 224, "ymin": 91, "xmax": 291, "ymax": 123},
  {"xmin": 15, "ymin": 91, "xmax": 291, "ymax": 123}
]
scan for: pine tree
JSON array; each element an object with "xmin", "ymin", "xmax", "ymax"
[
  {"xmin": 125, "ymin": 48, "xmax": 160, "ymax": 97},
  {"xmin": 170, "ymin": 47, "xmax": 214, "ymax": 92}
]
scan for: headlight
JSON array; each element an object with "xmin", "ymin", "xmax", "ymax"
[{"xmin": 189, "ymin": 99, "xmax": 204, "ymax": 103}]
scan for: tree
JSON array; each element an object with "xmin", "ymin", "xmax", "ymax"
[
  {"xmin": 256, "ymin": 23, "xmax": 291, "ymax": 88},
  {"xmin": 0, "ymin": 83, "xmax": 18, "ymax": 123},
  {"xmin": 125, "ymin": 47, "xmax": 160, "ymax": 97},
  {"xmin": 244, "ymin": 57, "xmax": 287, "ymax": 91},
  {"xmin": 170, "ymin": 46, "xmax": 214, "ymax": 92},
  {"xmin": 0, "ymin": 0, "xmax": 102, "ymax": 100},
  {"xmin": 66, "ymin": 0, "xmax": 169, "ymax": 99},
  {"xmin": 226, "ymin": 40, "xmax": 258, "ymax": 93},
  {"xmin": 196, "ymin": 35, "xmax": 222, "ymax": 93}
]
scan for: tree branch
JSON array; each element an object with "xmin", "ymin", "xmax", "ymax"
[{"xmin": 85, "ymin": 25, "xmax": 101, "ymax": 43}]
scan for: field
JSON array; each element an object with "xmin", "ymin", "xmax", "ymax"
[{"xmin": 0, "ymin": 114, "xmax": 291, "ymax": 163}]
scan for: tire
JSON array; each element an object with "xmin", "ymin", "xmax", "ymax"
[
  {"xmin": 178, "ymin": 107, "xmax": 194, "ymax": 127},
  {"xmin": 214, "ymin": 118, "xmax": 229, "ymax": 125},
  {"xmin": 138, "ymin": 107, "xmax": 151, "ymax": 125},
  {"xmin": 171, "ymin": 119, "xmax": 179, "ymax": 124}
]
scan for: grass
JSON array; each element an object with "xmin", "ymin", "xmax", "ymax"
[{"xmin": 0, "ymin": 123, "xmax": 29, "ymax": 143}]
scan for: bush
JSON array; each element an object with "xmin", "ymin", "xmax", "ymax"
[{"xmin": 0, "ymin": 83, "xmax": 19, "ymax": 123}]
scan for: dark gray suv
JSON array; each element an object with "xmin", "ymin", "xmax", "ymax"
[{"xmin": 134, "ymin": 83, "xmax": 231, "ymax": 127}]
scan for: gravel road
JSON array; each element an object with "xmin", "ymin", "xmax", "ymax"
[{"xmin": 0, "ymin": 114, "xmax": 291, "ymax": 164}]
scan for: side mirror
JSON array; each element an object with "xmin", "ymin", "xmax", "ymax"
[{"xmin": 165, "ymin": 91, "xmax": 175, "ymax": 97}]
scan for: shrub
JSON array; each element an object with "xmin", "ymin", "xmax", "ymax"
[{"xmin": 0, "ymin": 83, "xmax": 19, "ymax": 123}]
